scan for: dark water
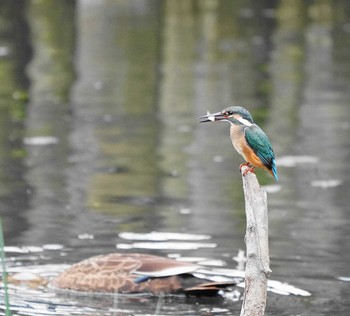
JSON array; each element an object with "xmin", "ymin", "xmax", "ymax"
[{"xmin": 1, "ymin": 0, "xmax": 350, "ymax": 315}]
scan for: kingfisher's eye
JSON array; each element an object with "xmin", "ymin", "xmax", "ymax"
[{"xmin": 225, "ymin": 110, "xmax": 233, "ymax": 116}]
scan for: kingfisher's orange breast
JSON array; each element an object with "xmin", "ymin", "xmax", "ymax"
[{"xmin": 229, "ymin": 125, "xmax": 266, "ymax": 170}]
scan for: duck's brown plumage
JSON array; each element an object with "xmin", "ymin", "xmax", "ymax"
[{"xmin": 50, "ymin": 253, "xmax": 237, "ymax": 296}]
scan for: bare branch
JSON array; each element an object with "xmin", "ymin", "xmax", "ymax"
[{"xmin": 240, "ymin": 167, "xmax": 271, "ymax": 316}]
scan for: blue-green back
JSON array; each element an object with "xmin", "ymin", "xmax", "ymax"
[{"xmin": 244, "ymin": 125, "xmax": 278, "ymax": 180}]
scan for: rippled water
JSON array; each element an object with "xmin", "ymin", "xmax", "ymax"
[
  {"xmin": 2, "ymin": 232, "xmax": 311, "ymax": 316},
  {"xmin": 1, "ymin": 1, "xmax": 350, "ymax": 315}
]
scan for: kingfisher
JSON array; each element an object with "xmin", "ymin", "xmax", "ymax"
[{"xmin": 198, "ymin": 106, "xmax": 278, "ymax": 181}]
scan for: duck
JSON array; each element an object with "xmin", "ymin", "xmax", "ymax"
[{"xmin": 50, "ymin": 253, "xmax": 240, "ymax": 296}]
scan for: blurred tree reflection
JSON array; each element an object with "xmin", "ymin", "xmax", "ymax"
[
  {"xmin": 22, "ymin": 0, "xmax": 76, "ymax": 244},
  {"xmin": 0, "ymin": 0, "xmax": 30, "ymax": 239}
]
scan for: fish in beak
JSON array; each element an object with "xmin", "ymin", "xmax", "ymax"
[{"xmin": 198, "ymin": 111, "xmax": 227, "ymax": 123}]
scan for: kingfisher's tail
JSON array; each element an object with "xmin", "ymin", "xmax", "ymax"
[{"xmin": 270, "ymin": 160, "xmax": 278, "ymax": 181}]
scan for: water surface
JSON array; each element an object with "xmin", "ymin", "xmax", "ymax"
[{"xmin": 1, "ymin": 1, "xmax": 350, "ymax": 315}]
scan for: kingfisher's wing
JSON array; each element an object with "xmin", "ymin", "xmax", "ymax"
[{"xmin": 244, "ymin": 125, "xmax": 276, "ymax": 171}]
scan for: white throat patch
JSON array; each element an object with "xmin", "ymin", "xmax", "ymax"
[{"xmin": 236, "ymin": 116, "xmax": 253, "ymax": 126}]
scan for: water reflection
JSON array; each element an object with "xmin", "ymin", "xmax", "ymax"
[
  {"xmin": 0, "ymin": 1, "xmax": 31, "ymax": 243},
  {"xmin": 22, "ymin": 0, "xmax": 76, "ymax": 247},
  {"xmin": 0, "ymin": 0, "xmax": 350, "ymax": 315},
  {"xmin": 71, "ymin": 0, "xmax": 161, "ymax": 227}
]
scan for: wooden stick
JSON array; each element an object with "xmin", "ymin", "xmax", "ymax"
[{"xmin": 240, "ymin": 167, "xmax": 271, "ymax": 316}]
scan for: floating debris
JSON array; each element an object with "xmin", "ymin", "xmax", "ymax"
[
  {"xmin": 117, "ymin": 241, "xmax": 217, "ymax": 250},
  {"xmin": 267, "ymin": 280, "xmax": 311, "ymax": 296},
  {"xmin": 4, "ymin": 246, "xmax": 43, "ymax": 253},
  {"xmin": 179, "ymin": 207, "xmax": 192, "ymax": 215},
  {"xmin": 119, "ymin": 231, "xmax": 211, "ymax": 241},
  {"xmin": 78, "ymin": 234, "xmax": 94, "ymax": 240},
  {"xmin": 42, "ymin": 244, "xmax": 64, "ymax": 251},
  {"xmin": 338, "ymin": 276, "xmax": 350, "ymax": 282},
  {"xmin": 276, "ymin": 155, "xmax": 320, "ymax": 167},
  {"xmin": 311, "ymin": 179, "xmax": 342, "ymax": 189},
  {"xmin": 23, "ymin": 136, "xmax": 59, "ymax": 146},
  {"xmin": 236, "ymin": 279, "xmax": 311, "ymax": 297}
]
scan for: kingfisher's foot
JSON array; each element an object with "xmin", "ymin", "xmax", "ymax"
[
  {"xmin": 240, "ymin": 163, "xmax": 255, "ymax": 176},
  {"xmin": 239, "ymin": 162, "xmax": 250, "ymax": 169}
]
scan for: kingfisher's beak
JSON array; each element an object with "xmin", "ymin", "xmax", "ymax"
[{"xmin": 198, "ymin": 111, "xmax": 226, "ymax": 123}]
